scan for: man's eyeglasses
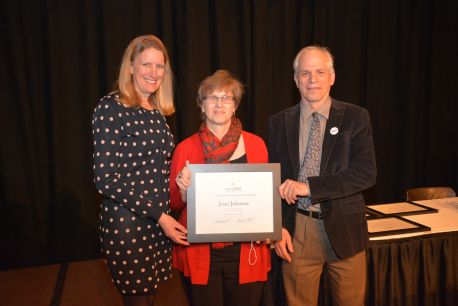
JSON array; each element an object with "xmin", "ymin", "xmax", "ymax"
[{"xmin": 204, "ymin": 95, "xmax": 235, "ymax": 104}]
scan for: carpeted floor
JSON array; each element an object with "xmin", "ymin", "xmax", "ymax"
[{"xmin": 0, "ymin": 259, "xmax": 189, "ymax": 306}]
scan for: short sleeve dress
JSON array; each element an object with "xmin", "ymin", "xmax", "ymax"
[{"xmin": 92, "ymin": 93, "xmax": 174, "ymax": 295}]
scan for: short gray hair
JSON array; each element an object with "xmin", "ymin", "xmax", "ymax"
[{"xmin": 293, "ymin": 45, "xmax": 335, "ymax": 75}]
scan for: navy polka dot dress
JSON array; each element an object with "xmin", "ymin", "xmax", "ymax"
[{"xmin": 92, "ymin": 93, "xmax": 174, "ymax": 295}]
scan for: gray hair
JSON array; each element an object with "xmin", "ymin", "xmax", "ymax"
[{"xmin": 293, "ymin": 45, "xmax": 335, "ymax": 75}]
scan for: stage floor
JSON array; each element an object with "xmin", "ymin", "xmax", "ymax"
[{"xmin": 0, "ymin": 258, "xmax": 189, "ymax": 306}]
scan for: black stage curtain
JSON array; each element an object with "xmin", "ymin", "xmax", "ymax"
[{"xmin": 0, "ymin": 0, "xmax": 457, "ymax": 269}]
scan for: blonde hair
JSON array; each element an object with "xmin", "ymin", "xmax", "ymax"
[
  {"xmin": 116, "ymin": 35, "xmax": 175, "ymax": 115},
  {"xmin": 197, "ymin": 70, "xmax": 244, "ymax": 108}
]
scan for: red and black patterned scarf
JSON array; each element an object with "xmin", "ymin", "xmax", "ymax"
[
  {"xmin": 199, "ymin": 117, "xmax": 242, "ymax": 164},
  {"xmin": 199, "ymin": 117, "xmax": 242, "ymax": 249}
]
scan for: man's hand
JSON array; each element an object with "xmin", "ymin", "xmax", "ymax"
[
  {"xmin": 274, "ymin": 228, "xmax": 294, "ymax": 262},
  {"xmin": 278, "ymin": 179, "xmax": 310, "ymax": 204}
]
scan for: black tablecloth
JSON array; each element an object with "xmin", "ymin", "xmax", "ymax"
[{"xmin": 366, "ymin": 231, "xmax": 458, "ymax": 306}]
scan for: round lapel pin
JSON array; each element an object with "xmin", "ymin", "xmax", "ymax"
[{"xmin": 330, "ymin": 127, "xmax": 339, "ymax": 135}]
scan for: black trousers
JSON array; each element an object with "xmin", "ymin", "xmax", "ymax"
[
  {"xmin": 260, "ymin": 248, "xmax": 286, "ymax": 306},
  {"xmin": 184, "ymin": 244, "xmax": 265, "ymax": 306}
]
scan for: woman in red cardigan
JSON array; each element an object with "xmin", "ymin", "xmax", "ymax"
[{"xmin": 170, "ymin": 70, "xmax": 271, "ymax": 306}]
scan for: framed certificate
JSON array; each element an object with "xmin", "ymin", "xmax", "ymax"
[
  {"xmin": 187, "ymin": 163, "xmax": 282, "ymax": 243},
  {"xmin": 365, "ymin": 209, "xmax": 383, "ymax": 219},
  {"xmin": 366, "ymin": 201, "xmax": 438, "ymax": 216},
  {"xmin": 367, "ymin": 215, "xmax": 431, "ymax": 237}
]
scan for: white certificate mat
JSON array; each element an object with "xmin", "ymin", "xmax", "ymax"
[
  {"xmin": 368, "ymin": 217, "xmax": 418, "ymax": 232},
  {"xmin": 187, "ymin": 163, "xmax": 282, "ymax": 243}
]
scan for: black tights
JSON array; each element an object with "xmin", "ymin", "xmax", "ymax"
[
  {"xmin": 189, "ymin": 244, "xmax": 264, "ymax": 306},
  {"xmin": 122, "ymin": 294, "xmax": 155, "ymax": 306}
]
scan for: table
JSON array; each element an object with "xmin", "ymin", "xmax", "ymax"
[
  {"xmin": 264, "ymin": 198, "xmax": 458, "ymax": 306},
  {"xmin": 369, "ymin": 197, "xmax": 458, "ymax": 240},
  {"xmin": 365, "ymin": 197, "xmax": 458, "ymax": 306}
]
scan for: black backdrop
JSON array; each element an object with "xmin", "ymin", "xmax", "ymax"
[{"xmin": 1, "ymin": 0, "xmax": 456, "ymax": 270}]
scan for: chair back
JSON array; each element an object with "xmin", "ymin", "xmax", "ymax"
[{"xmin": 406, "ymin": 187, "xmax": 456, "ymax": 201}]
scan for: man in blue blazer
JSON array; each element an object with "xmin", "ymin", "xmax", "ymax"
[{"xmin": 267, "ymin": 46, "xmax": 376, "ymax": 306}]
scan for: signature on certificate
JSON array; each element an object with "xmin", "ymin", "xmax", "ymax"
[
  {"xmin": 238, "ymin": 217, "xmax": 254, "ymax": 224},
  {"xmin": 214, "ymin": 216, "xmax": 232, "ymax": 224}
]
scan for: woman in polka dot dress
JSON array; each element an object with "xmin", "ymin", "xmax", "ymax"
[{"xmin": 92, "ymin": 35, "xmax": 189, "ymax": 306}]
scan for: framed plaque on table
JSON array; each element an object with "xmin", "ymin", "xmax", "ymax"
[
  {"xmin": 366, "ymin": 201, "xmax": 438, "ymax": 217},
  {"xmin": 367, "ymin": 215, "xmax": 431, "ymax": 237},
  {"xmin": 186, "ymin": 163, "xmax": 282, "ymax": 243},
  {"xmin": 365, "ymin": 209, "xmax": 383, "ymax": 219}
]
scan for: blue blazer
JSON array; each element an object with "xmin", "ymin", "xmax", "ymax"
[{"xmin": 267, "ymin": 98, "xmax": 377, "ymax": 259}]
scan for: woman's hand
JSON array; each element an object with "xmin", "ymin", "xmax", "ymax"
[
  {"xmin": 175, "ymin": 160, "xmax": 191, "ymax": 202},
  {"xmin": 158, "ymin": 213, "xmax": 190, "ymax": 246}
]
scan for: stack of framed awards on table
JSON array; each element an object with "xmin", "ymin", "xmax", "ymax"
[{"xmin": 365, "ymin": 201, "xmax": 438, "ymax": 237}]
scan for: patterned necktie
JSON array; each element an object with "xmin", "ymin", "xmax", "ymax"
[{"xmin": 297, "ymin": 112, "xmax": 322, "ymax": 210}]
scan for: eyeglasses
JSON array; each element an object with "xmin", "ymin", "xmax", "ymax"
[{"xmin": 203, "ymin": 95, "xmax": 235, "ymax": 105}]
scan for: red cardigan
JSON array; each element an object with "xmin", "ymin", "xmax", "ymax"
[{"xmin": 170, "ymin": 131, "xmax": 271, "ymax": 285}]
